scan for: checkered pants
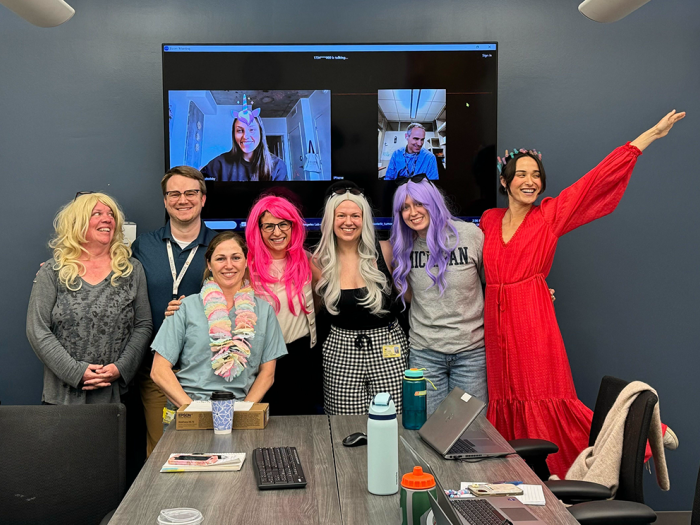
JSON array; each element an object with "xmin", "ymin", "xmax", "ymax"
[{"xmin": 322, "ymin": 321, "xmax": 409, "ymax": 415}]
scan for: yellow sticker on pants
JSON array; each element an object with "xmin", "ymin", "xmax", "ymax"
[{"xmin": 382, "ymin": 344, "xmax": 401, "ymax": 358}]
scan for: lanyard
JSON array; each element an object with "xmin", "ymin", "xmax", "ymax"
[
  {"xmin": 166, "ymin": 240, "xmax": 199, "ymax": 298},
  {"xmin": 402, "ymin": 151, "xmax": 419, "ymax": 177}
]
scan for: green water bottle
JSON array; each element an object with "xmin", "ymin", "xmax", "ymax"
[
  {"xmin": 402, "ymin": 369, "xmax": 427, "ymax": 430},
  {"xmin": 400, "ymin": 466, "xmax": 437, "ymax": 525}
]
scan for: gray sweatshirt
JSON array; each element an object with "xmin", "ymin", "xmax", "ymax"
[
  {"xmin": 26, "ymin": 258, "xmax": 152, "ymax": 404},
  {"xmin": 408, "ymin": 220, "xmax": 485, "ymax": 354}
]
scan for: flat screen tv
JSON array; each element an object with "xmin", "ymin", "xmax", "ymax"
[{"xmin": 162, "ymin": 43, "xmax": 498, "ymax": 230}]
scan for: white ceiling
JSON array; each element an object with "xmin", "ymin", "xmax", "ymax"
[{"xmin": 378, "ymin": 89, "xmax": 446, "ymax": 123}]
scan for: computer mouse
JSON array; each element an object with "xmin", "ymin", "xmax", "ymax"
[{"xmin": 342, "ymin": 432, "xmax": 367, "ymax": 447}]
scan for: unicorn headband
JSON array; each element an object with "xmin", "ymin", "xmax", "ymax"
[
  {"xmin": 232, "ymin": 94, "xmax": 260, "ymax": 126},
  {"xmin": 496, "ymin": 148, "xmax": 543, "ymax": 175}
]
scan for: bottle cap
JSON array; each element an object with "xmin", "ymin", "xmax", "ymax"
[
  {"xmin": 210, "ymin": 391, "xmax": 235, "ymax": 401},
  {"xmin": 404, "ymin": 368, "xmax": 424, "ymax": 379},
  {"xmin": 401, "ymin": 466, "xmax": 435, "ymax": 489}
]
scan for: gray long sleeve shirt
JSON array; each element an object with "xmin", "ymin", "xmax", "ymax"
[{"xmin": 26, "ymin": 258, "xmax": 152, "ymax": 404}]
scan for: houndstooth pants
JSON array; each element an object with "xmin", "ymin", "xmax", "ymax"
[{"xmin": 322, "ymin": 321, "xmax": 409, "ymax": 415}]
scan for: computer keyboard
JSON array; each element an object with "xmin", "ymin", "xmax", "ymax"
[
  {"xmin": 253, "ymin": 446, "xmax": 307, "ymax": 490},
  {"xmin": 452, "ymin": 499, "xmax": 510, "ymax": 525},
  {"xmin": 447, "ymin": 438, "xmax": 477, "ymax": 455}
]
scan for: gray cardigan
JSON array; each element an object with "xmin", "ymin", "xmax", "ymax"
[{"xmin": 26, "ymin": 258, "xmax": 152, "ymax": 404}]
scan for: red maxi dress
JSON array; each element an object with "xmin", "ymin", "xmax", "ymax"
[{"xmin": 480, "ymin": 143, "xmax": 641, "ymax": 478}]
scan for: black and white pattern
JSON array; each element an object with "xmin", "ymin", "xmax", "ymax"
[{"xmin": 322, "ymin": 321, "xmax": 409, "ymax": 415}]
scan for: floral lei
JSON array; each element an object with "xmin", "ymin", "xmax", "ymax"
[{"xmin": 200, "ymin": 278, "xmax": 257, "ymax": 381}]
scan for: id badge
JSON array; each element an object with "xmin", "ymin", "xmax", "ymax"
[{"xmin": 382, "ymin": 344, "xmax": 401, "ymax": 358}]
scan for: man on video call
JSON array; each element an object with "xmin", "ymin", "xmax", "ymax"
[{"xmin": 383, "ymin": 122, "xmax": 439, "ymax": 180}]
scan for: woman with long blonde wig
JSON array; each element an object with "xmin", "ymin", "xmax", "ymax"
[
  {"xmin": 311, "ymin": 181, "xmax": 408, "ymax": 415},
  {"xmin": 27, "ymin": 192, "xmax": 152, "ymax": 404}
]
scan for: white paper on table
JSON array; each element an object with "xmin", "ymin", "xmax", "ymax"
[
  {"xmin": 515, "ymin": 485, "xmax": 546, "ymax": 506},
  {"xmin": 183, "ymin": 400, "xmax": 253, "ymax": 412}
]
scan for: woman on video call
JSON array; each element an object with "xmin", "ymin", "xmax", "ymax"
[{"xmin": 200, "ymin": 96, "xmax": 288, "ymax": 182}]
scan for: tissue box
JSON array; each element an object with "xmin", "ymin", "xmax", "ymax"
[{"xmin": 176, "ymin": 402, "xmax": 270, "ymax": 430}]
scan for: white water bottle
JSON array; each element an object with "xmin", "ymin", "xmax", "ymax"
[{"xmin": 367, "ymin": 392, "xmax": 399, "ymax": 495}]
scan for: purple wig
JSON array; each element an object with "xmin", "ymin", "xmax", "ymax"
[{"xmin": 390, "ymin": 180, "xmax": 458, "ymax": 308}]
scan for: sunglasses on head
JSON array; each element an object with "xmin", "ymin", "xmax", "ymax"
[
  {"xmin": 74, "ymin": 191, "xmax": 96, "ymax": 201},
  {"xmin": 331, "ymin": 187, "xmax": 364, "ymax": 197},
  {"xmin": 396, "ymin": 174, "xmax": 432, "ymax": 186}
]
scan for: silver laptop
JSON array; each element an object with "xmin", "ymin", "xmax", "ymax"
[
  {"xmin": 400, "ymin": 436, "xmax": 545, "ymax": 525},
  {"xmin": 418, "ymin": 387, "xmax": 515, "ymax": 459}
]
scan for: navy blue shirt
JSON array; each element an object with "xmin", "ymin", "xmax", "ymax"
[{"xmin": 131, "ymin": 221, "xmax": 218, "ymax": 340}]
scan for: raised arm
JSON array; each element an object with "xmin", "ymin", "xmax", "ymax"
[{"xmin": 630, "ymin": 110, "xmax": 686, "ymax": 152}]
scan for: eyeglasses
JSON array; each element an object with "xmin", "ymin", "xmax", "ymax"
[
  {"xmin": 260, "ymin": 221, "xmax": 292, "ymax": 233},
  {"xmin": 165, "ymin": 189, "xmax": 202, "ymax": 201},
  {"xmin": 74, "ymin": 191, "xmax": 95, "ymax": 201},
  {"xmin": 332, "ymin": 187, "xmax": 364, "ymax": 197},
  {"xmin": 396, "ymin": 173, "xmax": 433, "ymax": 186}
]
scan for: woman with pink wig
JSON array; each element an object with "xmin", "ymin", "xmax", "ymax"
[{"xmin": 245, "ymin": 194, "xmax": 321, "ymax": 415}]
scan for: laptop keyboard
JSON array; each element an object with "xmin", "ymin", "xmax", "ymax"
[
  {"xmin": 452, "ymin": 499, "xmax": 510, "ymax": 525},
  {"xmin": 253, "ymin": 446, "xmax": 307, "ymax": 490},
  {"xmin": 447, "ymin": 438, "xmax": 477, "ymax": 455}
]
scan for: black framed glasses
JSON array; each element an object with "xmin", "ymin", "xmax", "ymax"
[
  {"xmin": 396, "ymin": 173, "xmax": 433, "ymax": 186},
  {"xmin": 165, "ymin": 189, "xmax": 202, "ymax": 201},
  {"xmin": 260, "ymin": 221, "xmax": 292, "ymax": 233},
  {"xmin": 74, "ymin": 191, "xmax": 95, "ymax": 201}
]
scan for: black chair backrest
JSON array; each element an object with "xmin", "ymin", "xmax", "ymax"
[
  {"xmin": 589, "ymin": 375, "xmax": 630, "ymax": 446},
  {"xmin": 588, "ymin": 376, "xmax": 658, "ymax": 503},
  {"xmin": 692, "ymin": 463, "xmax": 700, "ymax": 525},
  {"xmin": 0, "ymin": 404, "xmax": 126, "ymax": 525}
]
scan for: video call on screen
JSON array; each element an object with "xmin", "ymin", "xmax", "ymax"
[{"xmin": 163, "ymin": 44, "xmax": 498, "ymax": 229}]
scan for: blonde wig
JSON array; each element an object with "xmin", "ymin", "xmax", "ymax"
[
  {"xmin": 49, "ymin": 193, "xmax": 133, "ymax": 291},
  {"xmin": 313, "ymin": 192, "xmax": 389, "ymax": 316}
]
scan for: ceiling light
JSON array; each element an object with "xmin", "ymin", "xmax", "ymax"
[
  {"xmin": 578, "ymin": 0, "xmax": 652, "ymax": 23},
  {"xmin": 0, "ymin": 0, "xmax": 74, "ymax": 27}
]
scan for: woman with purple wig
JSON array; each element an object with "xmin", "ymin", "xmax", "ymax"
[
  {"xmin": 245, "ymin": 194, "xmax": 321, "ymax": 415},
  {"xmin": 390, "ymin": 175, "xmax": 487, "ymax": 415}
]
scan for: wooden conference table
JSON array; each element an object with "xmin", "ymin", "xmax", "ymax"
[{"xmin": 109, "ymin": 415, "xmax": 578, "ymax": 525}]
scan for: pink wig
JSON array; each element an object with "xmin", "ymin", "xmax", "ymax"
[{"xmin": 245, "ymin": 195, "xmax": 311, "ymax": 315}]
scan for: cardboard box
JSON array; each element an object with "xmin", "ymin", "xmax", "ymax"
[{"xmin": 176, "ymin": 403, "xmax": 270, "ymax": 430}]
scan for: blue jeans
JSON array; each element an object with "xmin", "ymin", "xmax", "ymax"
[{"xmin": 409, "ymin": 347, "xmax": 488, "ymax": 416}]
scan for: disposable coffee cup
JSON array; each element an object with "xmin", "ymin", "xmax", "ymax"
[{"xmin": 210, "ymin": 391, "xmax": 235, "ymax": 435}]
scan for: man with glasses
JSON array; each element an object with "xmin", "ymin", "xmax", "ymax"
[
  {"xmin": 131, "ymin": 166, "xmax": 218, "ymax": 456},
  {"xmin": 383, "ymin": 123, "xmax": 439, "ymax": 181}
]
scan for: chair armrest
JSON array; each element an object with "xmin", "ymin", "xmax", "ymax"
[
  {"xmin": 545, "ymin": 480, "xmax": 612, "ymax": 503},
  {"xmin": 509, "ymin": 438, "xmax": 559, "ymax": 457},
  {"xmin": 568, "ymin": 500, "xmax": 656, "ymax": 524}
]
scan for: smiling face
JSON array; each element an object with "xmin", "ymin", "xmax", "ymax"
[
  {"xmin": 207, "ymin": 239, "xmax": 247, "ymax": 293},
  {"xmin": 502, "ymin": 156, "xmax": 542, "ymax": 206},
  {"xmin": 260, "ymin": 211, "xmax": 291, "ymax": 259},
  {"xmin": 163, "ymin": 174, "xmax": 206, "ymax": 227},
  {"xmin": 401, "ymin": 194, "xmax": 431, "ymax": 238},
  {"xmin": 405, "ymin": 127, "xmax": 426, "ymax": 154},
  {"xmin": 85, "ymin": 201, "xmax": 115, "ymax": 246},
  {"xmin": 233, "ymin": 118, "xmax": 261, "ymax": 159},
  {"xmin": 333, "ymin": 200, "xmax": 363, "ymax": 244}
]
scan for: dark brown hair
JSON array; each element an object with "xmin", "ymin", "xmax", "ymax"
[
  {"xmin": 499, "ymin": 152, "xmax": 547, "ymax": 196},
  {"xmin": 203, "ymin": 231, "xmax": 248, "ymax": 282},
  {"xmin": 160, "ymin": 166, "xmax": 207, "ymax": 196}
]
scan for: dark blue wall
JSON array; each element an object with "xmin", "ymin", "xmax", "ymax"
[{"xmin": 0, "ymin": 0, "xmax": 697, "ymax": 511}]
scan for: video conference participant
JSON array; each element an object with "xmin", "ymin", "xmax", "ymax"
[
  {"xmin": 390, "ymin": 175, "xmax": 487, "ymax": 415},
  {"xmin": 200, "ymin": 97, "xmax": 288, "ymax": 182},
  {"xmin": 480, "ymin": 110, "xmax": 685, "ymax": 478},
  {"xmin": 383, "ymin": 123, "xmax": 439, "ymax": 181},
  {"xmin": 245, "ymin": 195, "xmax": 322, "ymax": 415},
  {"xmin": 151, "ymin": 232, "xmax": 287, "ymax": 414},
  {"xmin": 27, "ymin": 192, "xmax": 152, "ymax": 404},
  {"xmin": 131, "ymin": 166, "xmax": 217, "ymax": 456},
  {"xmin": 311, "ymin": 182, "xmax": 408, "ymax": 415}
]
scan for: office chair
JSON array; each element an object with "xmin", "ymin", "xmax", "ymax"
[
  {"xmin": 510, "ymin": 376, "xmax": 660, "ymax": 524},
  {"xmin": 0, "ymin": 404, "xmax": 126, "ymax": 525},
  {"xmin": 693, "ymin": 463, "xmax": 700, "ymax": 525}
]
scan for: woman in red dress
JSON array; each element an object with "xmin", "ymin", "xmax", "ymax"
[{"xmin": 480, "ymin": 110, "xmax": 685, "ymax": 477}]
